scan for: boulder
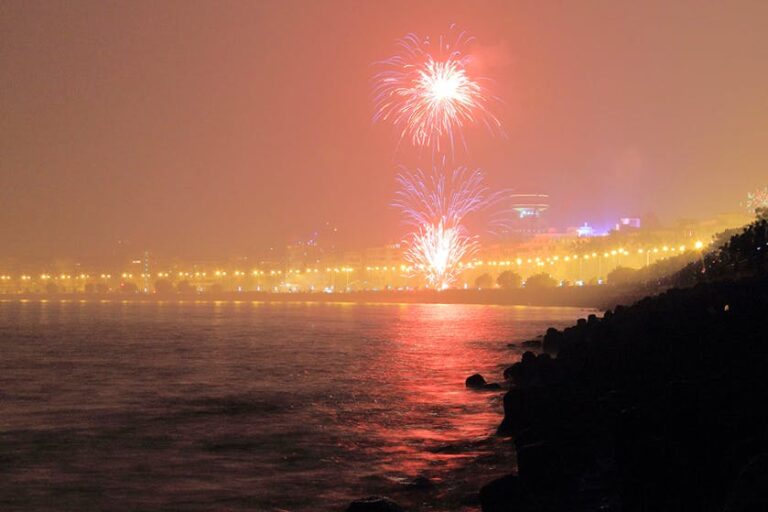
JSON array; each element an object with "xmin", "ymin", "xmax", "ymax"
[
  {"xmin": 503, "ymin": 364, "xmax": 519, "ymax": 381},
  {"xmin": 724, "ymin": 454, "xmax": 768, "ymax": 512},
  {"xmin": 498, "ymin": 387, "xmax": 555, "ymax": 435},
  {"xmin": 465, "ymin": 373, "xmax": 487, "ymax": 389},
  {"xmin": 479, "ymin": 473, "xmax": 523, "ymax": 512},
  {"xmin": 542, "ymin": 328, "xmax": 564, "ymax": 354},
  {"xmin": 516, "ymin": 441, "xmax": 566, "ymax": 495}
]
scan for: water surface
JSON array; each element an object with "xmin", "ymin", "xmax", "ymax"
[{"xmin": 0, "ymin": 300, "xmax": 590, "ymax": 511}]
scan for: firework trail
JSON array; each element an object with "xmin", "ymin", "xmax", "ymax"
[
  {"xmin": 373, "ymin": 26, "xmax": 502, "ymax": 156},
  {"xmin": 745, "ymin": 187, "xmax": 768, "ymax": 213},
  {"xmin": 394, "ymin": 166, "xmax": 501, "ymax": 289},
  {"xmin": 394, "ymin": 166, "xmax": 491, "ymax": 226}
]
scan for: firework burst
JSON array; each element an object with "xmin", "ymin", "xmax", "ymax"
[
  {"xmin": 373, "ymin": 27, "xmax": 502, "ymax": 156},
  {"xmin": 745, "ymin": 187, "xmax": 768, "ymax": 213},
  {"xmin": 394, "ymin": 166, "xmax": 499, "ymax": 289},
  {"xmin": 408, "ymin": 221, "xmax": 477, "ymax": 290}
]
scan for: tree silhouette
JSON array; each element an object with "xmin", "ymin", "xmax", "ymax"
[
  {"xmin": 497, "ymin": 270, "xmax": 522, "ymax": 289},
  {"xmin": 474, "ymin": 273, "xmax": 494, "ymax": 289},
  {"xmin": 525, "ymin": 273, "xmax": 558, "ymax": 289},
  {"xmin": 607, "ymin": 266, "xmax": 638, "ymax": 285}
]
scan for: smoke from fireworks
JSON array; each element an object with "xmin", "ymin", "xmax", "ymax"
[
  {"xmin": 373, "ymin": 27, "xmax": 502, "ymax": 155},
  {"xmin": 745, "ymin": 187, "xmax": 768, "ymax": 213},
  {"xmin": 394, "ymin": 166, "xmax": 499, "ymax": 289}
]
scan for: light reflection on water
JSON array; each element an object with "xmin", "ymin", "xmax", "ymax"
[{"xmin": 0, "ymin": 300, "xmax": 590, "ymax": 511}]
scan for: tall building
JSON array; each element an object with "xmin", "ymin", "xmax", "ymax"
[{"xmin": 498, "ymin": 193, "xmax": 550, "ymax": 241}]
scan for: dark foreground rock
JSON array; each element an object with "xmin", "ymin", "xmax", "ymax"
[
  {"xmin": 723, "ymin": 454, "xmax": 768, "ymax": 512},
  {"xmin": 465, "ymin": 373, "xmax": 487, "ymax": 389},
  {"xmin": 346, "ymin": 496, "xmax": 405, "ymax": 512},
  {"xmin": 479, "ymin": 474, "xmax": 522, "ymax": 512},
  {"xmin": 520, "ymin": 338, "xmax": 542, "ymax": 348},
  {"xmin": 487, "ymin": 274, "xmax": 768, "ymax": 512}
]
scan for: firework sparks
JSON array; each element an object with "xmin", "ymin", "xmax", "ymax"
[
  {"xmin": 408, "ymin": 221, "xmax": 477, "ymax": 290},
  {"xmin": 745, "ymin": 187, "xmax": 768, "ymax": 213},
  {"xmin": 373, "ymin": 27, "xmax": 502, "ymax": 155},
  {"xmin": 394, "ymin": 166, "xmax": 498, "ymax": 289}
]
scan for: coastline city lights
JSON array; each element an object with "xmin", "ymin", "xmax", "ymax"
[{"xmin": 0, "ymin": 238, "xmax": 712, "ymax": 294}]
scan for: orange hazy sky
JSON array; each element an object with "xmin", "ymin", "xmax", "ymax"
[{"xmin": 1, "ymin": 0, "xmax": 767, "ymax": 260}]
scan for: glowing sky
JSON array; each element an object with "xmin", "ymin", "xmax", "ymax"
[{"xmin": 1, "ymin": 0, "xmax": 767, "ymax": 260}]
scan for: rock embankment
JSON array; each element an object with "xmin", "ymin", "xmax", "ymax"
[{"xmin": 482, "ymin": 277, "xmax": 768, "ymax": 512}]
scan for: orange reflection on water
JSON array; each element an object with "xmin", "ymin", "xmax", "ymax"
[{"xmin": 352, "ymin": 304, "xmax": 515, "ymax": 476}]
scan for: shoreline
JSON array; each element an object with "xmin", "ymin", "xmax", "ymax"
[
  {"xmin": 348, "ymin": 218, "xmax": 767, "ymax": 512},
  {"xmin": 0, "ymin": 286, "xmax": 643, "ymax": 310},
  {"xmin": 476, "ymin": 276, "xmax": 768, "ymax": 512}
]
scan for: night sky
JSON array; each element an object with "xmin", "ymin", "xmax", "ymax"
[{"xmin": 2, "ymin": 0, "xmax": 767, "ymax": 260}]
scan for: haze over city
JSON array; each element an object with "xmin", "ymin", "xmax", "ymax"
[
  {"xmin": 3, "ymin": 2, "xmax": 768, "ymax": 512},
  {"xmin": 2, "ymin": 0, "xmax": 767, "ymax": 262}
]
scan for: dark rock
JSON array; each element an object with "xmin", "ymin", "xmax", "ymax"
[
  {"xmin": 483, "ymin": 382, "xmax": 503, "ymax": 390},
  {"xmin": 346, "ymin": 496, "xmax": 405, "ymax": 512},
  {"xmin": 521, "ymin": 338, "xmax": 542, "ymax": 348},
  {"xmin": 459, "ymin": 492, "xmax": 480, "ymax": 506},
  {"xmin": 465, "ymin": 373, "xmax": 487, "ymax": 389},
  {"xmin": 516, "ymin": 441, "xmax": 565, "ymax": 493},
  {"xmin": 505, "ymin": 351, "xmax": 555, "ymax": 388},
  {"xmin": 506, "ymin": 342, "xmax": 517, "ymax": 348},
  {"xmin": 511, "ymin": 426, "xmax": 544, "ymax": 447},
  {"xmin": 724, "ymin": 454, "xmax": 768, "ymax": 512},
  {"xmin": 493, "ymin": 218, "xmax": 768, "ymax": 512},
  {"xmin": 542, "ymin": 327, "xmax": 564, "ymax": 354},
  {"xmin": 497, "ymin": 386, "xmax": 556, "ymax": 435},
  {"xmin": 479, "ymin": 473, "xmax": 523, "ymax": 512}
]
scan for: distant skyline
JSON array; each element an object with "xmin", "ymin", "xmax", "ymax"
[{"xmin": 2, "ymin": 0, "xmax": 767, "ymax": 260}]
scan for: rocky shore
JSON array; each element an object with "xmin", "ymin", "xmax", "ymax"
[
  {"xmin": 347, "ymin": 214, "xmax": 768, "ymax": 512},
  {"xmin": 485, "ymin": 277, "xmax": 768, "ymax": 512},
  {"xmin": 481, "ymin": 214, "xmax": 768, "ymax": 512}
]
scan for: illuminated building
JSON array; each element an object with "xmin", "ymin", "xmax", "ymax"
[
  {"xmin": 499, "ymin": 193, "xmax": 550, "ymax": 240},
  {"xmin": 616, "ymin": 217, "xmax": 641, "ymax": 230},
  {"xmin": 576, "ymin": 223, "xmax": 596, "ymax": 238}
]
